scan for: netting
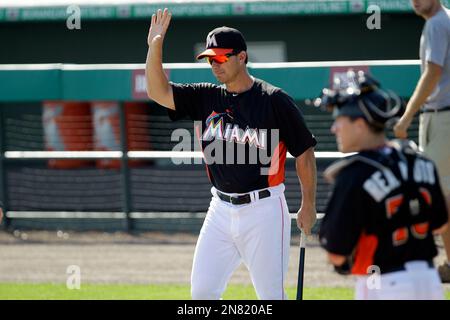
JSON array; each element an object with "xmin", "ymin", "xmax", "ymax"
[
  {"xmin": 2, "ymin": 103, "xmax": 419, "ymax": 153},
  {"xmin": 0, "ymin": 101, "xmax": 420, "ymax": 231}
]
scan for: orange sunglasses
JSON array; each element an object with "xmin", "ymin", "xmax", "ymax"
[{"xmin": 206, "ymin": 53, "xmax": 236, "ymax": 65}]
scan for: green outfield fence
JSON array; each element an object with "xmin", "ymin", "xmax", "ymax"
[{"xmin": 0, "ymin": 61, "xmax": 420, "ymax": 232}]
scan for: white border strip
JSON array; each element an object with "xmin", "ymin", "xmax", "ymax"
[
  {"xmin": 0, "ymin": 60, "xmax": 420, "ymax": 71},
  {"xmin": 128, "ymin": 151, "xmax": 353, "ymax": 159},
  {"xmin": 6, "ymin": 211, "xmax": 325, "ymax": 220},
  {"xmin": 4, "ymin": 151, "xmax": 123, "ymax": 159},
  {"xmin": 4, "ymin": 150, "xmax": 353, "ymax": 159},
  {"xmin": 6, "ymin": 211, "xmax": 126, "ymax": 219},
  {"xmin": 248, "ymin": 60, "xmax": 420, "ymax": 68},
  {"xmin": 0, "ymin": 63, "xmax": 64, "ymax": 70},
  {"xmin": 129, "ymin": 212, "xmax": 206, "ymax": 219},
  {"xmin": 128, "ymin": 151, "xmax": 204, "ymax": 159}
]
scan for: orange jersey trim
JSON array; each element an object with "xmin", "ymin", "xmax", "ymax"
[
  {"xmin": 351, "ymin": 232, "xmax": 379, "ymax": 275},
  {"xmin": 268, "ymin": 142, "xmax": 287, "ymax": 187}
]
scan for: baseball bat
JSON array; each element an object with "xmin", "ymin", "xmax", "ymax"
[
  {"xmin": 293, "ymin": 213, "xmax": 324, "ymax": 301},
  {"xmin": 296, "ymin": 229, "xmax": 306, "ymax": 300}
]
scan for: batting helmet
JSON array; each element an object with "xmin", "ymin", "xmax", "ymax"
[{"xmin": 311, "ymin": 70, "xmax": 403, "ymax": 129}]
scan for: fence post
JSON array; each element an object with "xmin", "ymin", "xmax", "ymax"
[
  {"xmin": 118, "ymin": 102, "xmax": 132, "ymax": 232},
  {"xmin": 0, "ymin": 105, "xmax": 9, "ymax": 229}
]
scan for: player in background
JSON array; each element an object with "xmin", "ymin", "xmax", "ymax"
[
  {"xmin": 145, "ymin": 9, "xmax": 318, "ymax": 299},
  {"xmin": 317, "ymin": 70, "xmax": 448, "ymax": 299},
  {"xmin": 394, "ymin": 0, "xmax": 450, "ymax": 283}
]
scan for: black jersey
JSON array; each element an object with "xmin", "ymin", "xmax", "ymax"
[
  {"xmin": 168, "ymin": 78, "xmax": 317, "ymax": 193},
  {"xmin": 319, "ymin": 143, "xmax": 448, "ymax": 275}
]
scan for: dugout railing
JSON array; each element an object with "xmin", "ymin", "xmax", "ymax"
[{"xmin": 0, "ymin": 61, "xmax": 420, "ymax": 232}]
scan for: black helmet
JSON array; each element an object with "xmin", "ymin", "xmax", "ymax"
[{"xmin": 310, "ymin": 70, "xmax": 403, "ymax": 129}]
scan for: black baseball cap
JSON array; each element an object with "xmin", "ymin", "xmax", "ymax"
[{"xmin": 196, "ymin": 26, "xmax": 247, "ymax": 60}]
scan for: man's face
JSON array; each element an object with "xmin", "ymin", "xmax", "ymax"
[
  {"xmin": 331, "ymin": 116, "xmax": 363, "ymax": 153},
  {"xmin": 207, "ymin": 52, "xmax": 244, "ymax": 84},
  {"xmin": 410, "ymin": 0, "xmax": 438, "ymax": 16}
]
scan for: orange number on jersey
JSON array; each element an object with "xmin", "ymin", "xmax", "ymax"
[
  {"xmin": 385, "ymin": 194, "xmax": 404, "ymax": 219},
  {"xmin": 392, "ymin": 227, "xmax": 408, "ymax": 246},
  {"xmin": 411, "ymin": 222, "xmax": 429, "ymax": 239},
  {"xmin": 392, "ymin": 223, "xmax": 430, "ymax": 246},
  {"xmin": 419, "ymin": 187, "xmax": 432, "ymax": 205},
  {"xmin": 387, "ymin": 191, "xmax": 432, "ymax": 246}
]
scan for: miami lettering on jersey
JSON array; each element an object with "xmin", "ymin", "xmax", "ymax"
[{"xmin": 202, "ymin": 110, "xmax": 267, "ymax": 149}]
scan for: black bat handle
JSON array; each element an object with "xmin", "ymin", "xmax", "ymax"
[{"xmin": 296, "ymin": 231, "xmax": 306, "ymax": 300}]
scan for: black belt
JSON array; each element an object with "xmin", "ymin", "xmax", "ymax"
[
  {"xmin": 421, "ymin": 105, "xmax": 450, "ymax": 113},
  {"xmin": 216, "ymin": 189, "xmax": 271, "ymax": 205},
  {"xmin": 381, "ymin": 260, "xmax": 434, "ymax": 274}
]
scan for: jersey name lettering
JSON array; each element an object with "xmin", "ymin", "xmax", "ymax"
[
  {"xmin": 363, "ymin": 158, "xmax": 436, "ymax": 202},
  {"xmin": 363, "ymin": 169, "xmax": 400, "ymax": 202},
  {"xmin": 413, "ymin": 159, "xmax": 435, "ymax": 184}
]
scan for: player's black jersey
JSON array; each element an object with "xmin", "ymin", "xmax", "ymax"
[
  {"xmin": 168, "ymin": 78, "xmax": 317, "ymax": 193},
  {"xmin": 319, "ymin": 143, "xmax": 448, "ymax": 275}
]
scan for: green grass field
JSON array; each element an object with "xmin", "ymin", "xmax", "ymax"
[{"xmin": 0, "ymin": 283, "xmax": 449, "ymax": 300}]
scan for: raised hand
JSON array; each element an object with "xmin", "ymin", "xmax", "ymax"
[{"xmin": 147, "ymin": 8, "xmax": 172, "ymax": 47}]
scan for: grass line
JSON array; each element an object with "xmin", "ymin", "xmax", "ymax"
[
  {"xmin": 0, "ymin": 283, "xmax": 448, "ymax": 300},
  {"xmin": 0, "ymin": 283, "xmax": 350, "ymax": 300}
]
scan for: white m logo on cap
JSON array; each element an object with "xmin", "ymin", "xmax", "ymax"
[{"xmin": 207, "ymin": 34, "xmax": 218, "ymax": 47}]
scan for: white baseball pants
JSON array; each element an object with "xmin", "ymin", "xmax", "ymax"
[
  {"xmin": 355, "ymin": 260, "xmax": 445, "ymax": 300},
  {"xmin": 191, "ymin": 183, "xmax": 291, "ymax": 300}
]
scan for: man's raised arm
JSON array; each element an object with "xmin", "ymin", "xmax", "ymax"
[{"xmin": 145, "ymin": 8, "xmax": 175, "ymax": 110}]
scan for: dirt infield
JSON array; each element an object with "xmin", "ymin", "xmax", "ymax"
[{"xmin": 0, "ymin": 231, "xmax": 448, "ymax": 290}]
